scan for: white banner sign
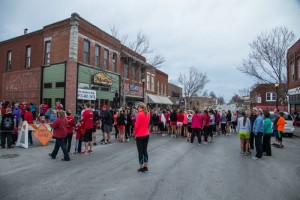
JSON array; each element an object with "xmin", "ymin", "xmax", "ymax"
[{"xmin": 78, "ymin": 89, "xmax": 96, "ymax": 100}]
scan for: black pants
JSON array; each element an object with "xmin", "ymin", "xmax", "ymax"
[
  {"xmin": 263, "ymin": 134, "xmax": 272, "ymax": 156},
  {"xmin": 125, "ymin": 125, "xmax": 131, "ymax": 139},
  {"xmin": 191, "ymin": 128, "xmax": 202, "ymax": 144},
  {"xmin": 136, "ymin": 135, "xmax": 149, "ymax": 165},
  {"xmin": 221, "ymin": 123, "xmax": 226, "ymax": 134},
  {"xmin": 203, "ymin": 126, "xmax": 209, "ymax": 142},
  {"xmin": 114, "ymin": 125, "xmax": 119, "ymax": 139},
  {"xmin": 50, "ymin": 138, "xmax": 70, "ymax": 160},
  {"xmin": 64, "ymin": 134, "xmax": 73, "ymax": 153},
  {"xmin": 28, "ymin": 130, "xmax": 33, "ymax": 144},
  {"xmin": 255, "ymin": 132, "xmax": 263, "ymax": 158},
  {"xmin": 209, "ymin": 125, "xmax": 214, "ymax": 137},
  {"xmin": 1, "ymin": 131, "xmax": 13, "ymax": 148},
  {"xmin": 249, "ymin": 132, "xmax": 255, "ymax": 149}
]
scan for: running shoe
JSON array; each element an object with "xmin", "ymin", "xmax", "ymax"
[
  {"xmin": 252, "ymin": 156, "xmax": 259, "ymax": 160},
  {"xmin": 202, "ymin": 141, "xmax": 208, "ymax": 145},
  {"xmin": 126, "ymin": 138, "xmax": 130, "ymax": 142},
  {"xmin": 80, "ymin": 151, "xmax": 86, "ymax": 155},
  {"xmin": 244, "ymin": 152, "xmax": 251, "ymax": 156},
  {"xmin": 143, "ymin": 167, "xmax": 149, "ymax": 173},
  {"xmin": 88, "ymin": 150, "xmax": 93, "ymax": 153},
  {"xmin": 93, "ymin": 143, "xmax": 97, "ymax": 146},
  {"xmin": 240, "ymin": 151, "xmax": 244, "ymax": 155},
  {"xmin": 137, "ymin": 168, "xmax": 145, "ymax": 173}
]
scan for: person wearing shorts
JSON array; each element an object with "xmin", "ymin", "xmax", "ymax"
[
  {"xmin": 237, "ymin": 112, "xmax": 251, "ymax": 155},
  {"xmin": 176, "ymin": 110, "xmax": 184, "ymax": 137},
  {"xmin": 81, "ymin": 103, "xmax": 94, "ymax": 154}
]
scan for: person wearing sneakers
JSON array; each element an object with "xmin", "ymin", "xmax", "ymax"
[
  {"xmin": 202, "ymin": 110, "xmax": 210, "ymax": 144},
  {"xmin": 81, "ymin": 103, "xmax": 94, "ymax": 154},
  {"xmin": 190, "ymin": 109, "xmax": 203, "ymax": 145},
  {"xmin": 252, "ymin": 108, "xmax": 264, "ymax": 160},
  {"xmin": 49, "ymin": 110, "xmax": 70, "ymax": 161},
  {"xmin": 263, "ymin": 111, "xmax": 273, "ymax": 156},
  {"xmin": 237, "ymin": 112, "xmax": 251, "ymax": 156},
  {"xmin": 101, "ymin": 105, "xmax": 112, "ymax": 145},
  {"xmin": 276, "ymin": 112, "xmax": 285, "ymax": 149},
  {"xmin": 134, "ymin": 102, "xmax": 150, "ymax": 173}
]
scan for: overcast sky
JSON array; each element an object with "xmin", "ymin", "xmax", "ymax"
[{"xmin": 1, "ymin": 0, "xmax": 300, "ymax": 102}]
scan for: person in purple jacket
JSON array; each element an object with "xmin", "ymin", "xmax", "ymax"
[
  {"xmin": 190, "ymin": 109, "xmax": 203, "ymax": 145},
  {"xmin": 12, "ymin": 103, "xmax": 22, "ymax": 144}
]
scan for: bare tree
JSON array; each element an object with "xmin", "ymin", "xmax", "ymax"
[
  {"xmin": 110, "ymin": 26, "xmax": 165, "ymax": 67},
  {"xmin": 238, "ymin": 88, "xmax": 250, "ymax": 96},
  {"xmin": 209, "ymin": 91, "xmax": 217, "ymax": 98},
  {"xmin": 178, "ymin": 67, "xmax": 209, "ymax": 107},
  {"xmin": 238, "ymin": 26, "xmax": 295, "ymax": 101},
  {"xmin": 230, "ymin": 94, "xmax": 245, "ymax": 106}
]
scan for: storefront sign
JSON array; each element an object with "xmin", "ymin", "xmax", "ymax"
[
  {"xmin": 93, "ymin": 72, "xmax": 112, "ymax": 86},
  {"xmin": 129, "ymin": 84, "xmax": 139, "ymax": 92},
  {"xmin": 78, "ymin": 89, "xmax": 96, "ymax": 100}
]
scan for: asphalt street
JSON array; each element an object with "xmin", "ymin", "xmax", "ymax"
[{"xmin": 1, "ymin": 131, "xmax": 300, "ymax": 200}]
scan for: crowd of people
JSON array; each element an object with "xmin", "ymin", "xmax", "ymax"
[{"xmin": 0, "ymin": 99, "xmax": 290, "ymax": 171}]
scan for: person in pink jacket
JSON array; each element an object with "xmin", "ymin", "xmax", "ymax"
[
  {"xmin": 190, "ymin": 109, "xmax": 203, "ymax": 145},
  {"xmin": 134, "ymin": 102, "xmax": 150, "ymax": 173}
]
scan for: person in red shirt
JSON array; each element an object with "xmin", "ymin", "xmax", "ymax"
[
  {"xmin": 165, "ymin": 110, "xmax": 170, "ymax": 134},
  {"xmin": 64, "ymin": 110, "xmax": 75, "ymax": 153},
  {"xmin": 202, "ymin": 110, "xmax": 210, "ymax": 144},
  {"xmin": 134, "ymin": 102, "xmax": 150, "ymax": 173},
  {"xmin": 74, "ymin": 119, "xmax": 84, "ymax": 154},
  {"xmin": 41, "ymin": 101, "xmax": 49, "ymax": 115},
  {"xmin": 24, "ymin": 107, "xmax": 34, "ymax": 145},
  {"xmin": 81, "ymin": 103, "xmax": 94, "ymax": 154},
  {"xmin": 176, "ymin": 110, "xmax": 184, "ymax": 137},
  {"xmin": 49, "ymin": 110, "xmax": 70, "ymax": 161},
  {"xmin": 20, "ymin": 102, "xmax": 27, "ymax": 121}
]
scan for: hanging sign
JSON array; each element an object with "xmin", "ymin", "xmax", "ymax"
[
  {"xmin": 78, "ymin": 89, "xmax": 96, "ymax": 100},
  {"xmin": 93, "ymin": 72, "xmax": 112, "ymax": 86}
]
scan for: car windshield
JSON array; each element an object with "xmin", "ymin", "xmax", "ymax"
[{"xmin": 270, "ymin": 113, "xmax": 293, "ymax": 122}]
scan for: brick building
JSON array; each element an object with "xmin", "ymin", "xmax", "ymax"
[
  {"xmin": 168, "ymin": 83, "xmax": 182, "ymax": 109},
  {"xmin": 250, "ymin": 84, "xmax": 287, "ymax": 111},
  {"xmin": 187, "ymin": 96, "xmax": 216, "ymax": 111},
  {"xmin": 145, "ymin": 66, "xmax": 172, "ymax": 109},
  {"xmin": 0, "ymin": 13, "xmax": 151, "ymax": 113},
  {"xmin": 287, "ymin": 39, "xmax": 300, "ymax": 113}
]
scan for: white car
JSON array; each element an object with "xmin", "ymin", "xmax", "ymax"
[{"xmin": 269, "ymin": 111, "xmax": 295, "ymax": 137}]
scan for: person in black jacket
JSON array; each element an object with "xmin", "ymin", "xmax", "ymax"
[
  {"xmin": 249, "ymin": 109, "xmax": 257, "ymax": 150},
  {"xmin": 101, "ymin": 105, "xmax": 112, "ymax": 144},
  {"xmin": 125, "ymin": 109, "xmax": 132, "ymax": 142},
  {"xmin": 117, "ymin": 109, "xmax": 126, "ymax": 142},
  {"xmin": 151, "ymin": 111, "xmax": 159, "ymax": 135},
  {"xmin": 170, "ymin": 110, "xmax": 177, "ymax": 137},
  {"xmin": 1, "ymin": 108, "xmax": 16, "ymax": 148}
]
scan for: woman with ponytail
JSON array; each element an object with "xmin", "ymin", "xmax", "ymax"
[
  {"xmin": 134, "ymin": 102, "xmax": 150, "ymax": 173},
  {"xmin": 237, "ymin": 112, "xmax": 251, "ymax": 155}
]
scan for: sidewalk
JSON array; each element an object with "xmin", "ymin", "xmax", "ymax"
[{"xmin": 294, "ymin": 126, "xmax": 300, "ymax": 137}]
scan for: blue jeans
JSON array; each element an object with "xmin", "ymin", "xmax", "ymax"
[{"xmin": 50, "ymin": 138, "xmax": 70, "ymax": 160}]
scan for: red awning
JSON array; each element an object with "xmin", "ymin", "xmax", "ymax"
[{"xmin": 255, "ymin": 105, "xmax": 285, "ymax": 111}]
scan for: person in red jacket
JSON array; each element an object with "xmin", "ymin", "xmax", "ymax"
[
  {"xmin": 203, "ymin": 110, "xmax": 210, "ymax": 144},
  {"xmin": 134, "ymin": 102, "xmax": 150, "ymax": 173},
  {"xmin": 24, "ymin": 107, "xmax": 34, "ymax": 145},
  {"xmin": 64, "ymin": 110, "xmax": 75, "ymax": 153},
  {"xmin": 81, "ymin": 103, "xmax": 94, "ymax": 154},
  {"xmin": 74, "ymin": 119, "xmax": 84, "ymax": 154},
  {"xmin": 49, "ymin": 110, "xmax": 70, "ymax": 161}
]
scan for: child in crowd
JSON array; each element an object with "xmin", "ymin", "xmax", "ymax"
[{"xmin": 74, "ymin": 119, "xmax": 84, "ymax": 154}]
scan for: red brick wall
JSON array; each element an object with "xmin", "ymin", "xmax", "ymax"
[{"xmin": 287, "ymin": 39, "xmax": 300, "ymax": 89}]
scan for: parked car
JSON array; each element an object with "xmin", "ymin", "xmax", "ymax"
[{"xmin": 269, "ymin": 111, "xmax": 295, "ymax": 137}]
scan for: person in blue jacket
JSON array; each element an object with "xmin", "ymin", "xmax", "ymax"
[{"xmin": 252, "ymin": 108, "xmax": 264, "ymax": 160}]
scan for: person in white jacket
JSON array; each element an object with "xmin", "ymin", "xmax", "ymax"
[{"xmin": 237, "ymin": 112, "xmax": 251, "ymax": 155}]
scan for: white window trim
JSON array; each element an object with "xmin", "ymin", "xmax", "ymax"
[{"xmin": 266, "ymin": 92, "xmax": 276, "ymax": 102}]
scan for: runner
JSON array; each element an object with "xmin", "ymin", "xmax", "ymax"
[
  {"xmin": 190, "ymin": 109, "xmax": 203, "ymax": 145},
  {"xmin": 170, "ymin": 109, "xmax": 177, "ymax": 137},
  {"xmin": 208, "ymin": 110, "xmax": 215, "ymax": 142},
  {"xmin": 101, "ymin": 105, "xmax": 112, "ymax": 144},
  {"xmin": 176, "ymin": 110, "xmax": 184, "ymax": 138},
  {"xmin": 220, "ymin": 110, "xmax": 227, "ymax": 135},
  {"xmin": 276, "ymin": 112, "xmax": 285, "ymax": 149},
  {"xmin": 65, "ymin": 110, "xmax": 75, "ymax": 153},
  {"xmin": 237, "ymin": 112, "xmax": 251, "ymax": 155},
  {"xmin": 263, "ymin": 111, "xmax": 273, "ymax": 156},
  {"xmin": 252, "ymin": 108, "xmax": 264, "ymax": 160},
  {"xmin": 81, "ymin": 103, "xmax": 94, "ymax": 154},
  {"xmin": 134, "ymin": 102, "xmax": 150, "ymax": 173},
  {"xmin": 202, "ymin": 110, "xmax": 210, "ymax": 144}
]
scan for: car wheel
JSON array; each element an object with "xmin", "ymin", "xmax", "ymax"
[{"xmin": 288, "ymin": 133, "xmax": 293, "ymax": 138}]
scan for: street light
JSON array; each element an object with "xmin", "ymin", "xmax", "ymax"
[
  {"xmin": 141, "ymin": 78, "xmax": 145, "ymax": 103},
  {"xmin": 275, "ymin": 83, "xmax": 279, "ymax": 109}
]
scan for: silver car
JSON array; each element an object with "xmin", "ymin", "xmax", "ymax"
[{"xmin": 269, "ymin": 111, "xmax": 295, "ymax": 137}]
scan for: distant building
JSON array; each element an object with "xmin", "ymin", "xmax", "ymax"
[
  {"xmin": 168, "ymin": 83, "xmax": 182, "ymax": 109},
  {"xmin": 287, "ymin": 39, "xmax": 300, "ymax": 113},
  {"xmin": 186, "ymin": 96, "xmax": 216, "ymax": 111},
  {"xmin": 250, "ymin": 84, "xmax": 287, "ymax": 111}
]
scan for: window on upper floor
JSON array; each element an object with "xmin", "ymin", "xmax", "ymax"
[
  {"xmin": 44, "ymin": 41, "xmax": 51, "ymax": 65},
  {"xmin": 84, "ymin": 40, "xmax": 90, "ymax": 64},
  {"xmin": 266, "ymin": 92, "xmax": 277, "ymax": 101},
  {"xmin": 112, "ymin": 53, "xmax": 117, "ymax": 72},
  {"xmin": 25, "ymin": 46, "xmax": 31, "ymax": 68},
  {"xmin": 151, "ymin": 76, "xmax": 155, "ymax": 91},
  {"xmin": 157, "ymin": 81, "xmax": 160, "ymax": 94},
  {"xmin": 6, "ymin": 50, "xmax": 12, "ymax": 72},
  {"xmin": 95, "ymin": 45, "xmax": 100, "ymax": 68},
  {"xmin": 104, "ymin": 49, "xmax": 109, "ymax": 70},
  {"xmin": 290, "ymin": 62, "xmax": 295, "ymax": 81},
  {"xmin": 124, "ymin": 61, "xmax": 129, "ymax": 79},
  {"xmin": 147, "ymin": 74, "xmax": 150, "ymax": 90},
  {"xmin": 298, "ymin": 57, "xmax": 300, "ymax": 80},
  {"xmin": 139, "ymin": 67, "xmax": 143, "ymax": 82}
]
